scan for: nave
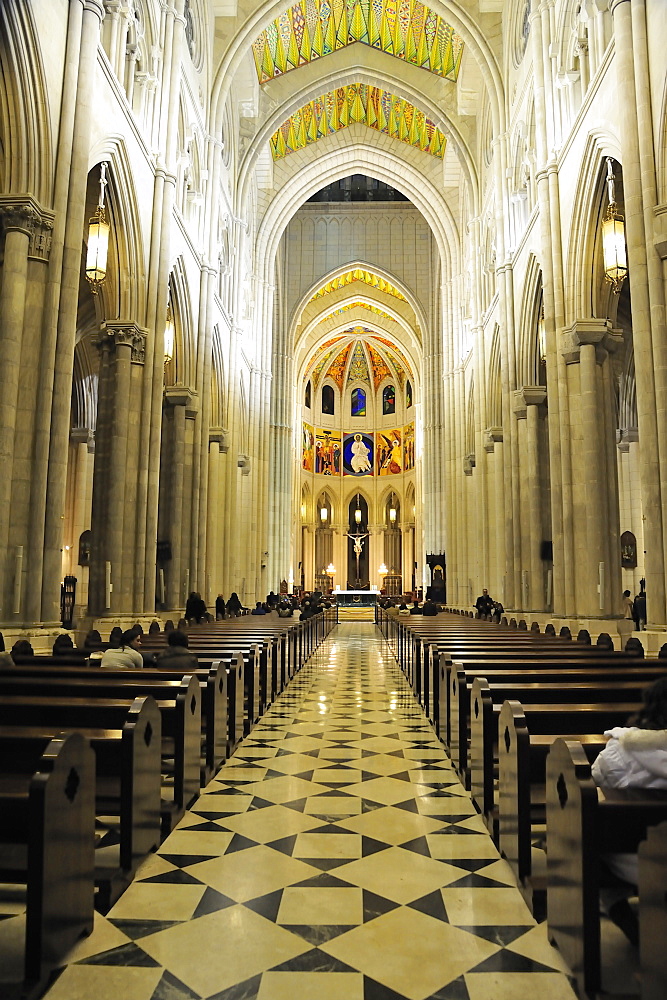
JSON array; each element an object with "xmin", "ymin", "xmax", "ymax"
[{"xmin": 42, "ymin": 624, "xmax": 578, "ymax": 1000}]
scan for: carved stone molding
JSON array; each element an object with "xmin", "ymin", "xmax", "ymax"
[
  {"xmin": 237, "ymin": 453, "xmax": 251, "ymax": 475},
  {"xmin": 561, "ymin": 319, "xmax": 623, "ymax": 364},
  {"xmin": 463, "ymin": 453, "xmax": 475, "ymax": 476},
  {"xmin": 0, "ymin": 196, "xmax": 55, "ymax": 260},
  {"xmin": 483, "ymin": 426, "xmax": 503, "ymax": 452},
  {"xmin": 102, "ymin": 321, "xmax": 148, "ymax": 364},
  {"xmin": 209, "ymin": 427, "xmax": 229, "ymax": 452},
  {"xmin": 164, "ymin": 384, "xmax": 199, "ymax": 418},
  {"xmin": 514, "ymin": 385, "xmax": 547, "ymax": 419},
  {"xmin": 617, "ymin": 427, "xmax": 639, "ymax": 452}
]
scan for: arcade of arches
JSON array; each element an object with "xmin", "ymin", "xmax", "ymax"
[{"xmin": 1, "ymin": 0, "xmax": 667, "ymax": 643}]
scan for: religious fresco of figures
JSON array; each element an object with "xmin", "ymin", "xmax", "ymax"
[
  {"xmin": 376, "ymin": 430, "xmax": 402, "ymax": 476},
  {"xmin": 315, "ymin": 429, "xmax": 341, "ymax": 475},
  {"xmin": 302, "ymin": 422, "xmax": 314, "ymax": 472},
  {"xmin": 343, "ymin": 432, "xmax": 374, "ymax": 476},
  {"xmin": 403, "ymin": 422, "xmax": 415, "ymax": 471}
]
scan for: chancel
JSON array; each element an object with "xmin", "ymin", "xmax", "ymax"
[{"xmin": 2, "ymin": 1, "xmax": 667, "ymax": 998}]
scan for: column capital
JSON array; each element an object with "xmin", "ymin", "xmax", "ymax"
[
  {"xmin": 561, "ymin": 318, "xmax": 623, "ymax": 364},
  {"xmin": 209, "ymin": 426, "xmax": 229, "ymax": 452},
  {"xmin": 70, "ymin": 427, "xmax": 94, "ymax": 447},
  {"xmin": 514, "ymin": 385, "xmax": 547, "ymax": 419},
  {"xmin": 164, "ymin": 384, "xmax": 198, "ymax": 418},
  {"xmin": 617, "ymin": 427, "xmax": 639, "ymax": 451},
  {"xmin": 483, "ymin": 426, "xmax": 504, "ymax": 452},
  {"xmin": 237, "ymin": 453, "xmax": 251, "ymax": 475},
  {"xmin": 102, "ymin": 321, "xmax": 148, "ymax": 363},
  {"xmin": 463, "ymin": 453, "xmax": 475, "ymax": 476},
  {"xmin": 0, "ymin": 196, "xmax": 55, "ymax": 259}
]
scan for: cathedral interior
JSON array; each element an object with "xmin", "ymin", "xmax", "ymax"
[{"xmin": 2, "ymin": 3, "xmax": 667, "ymax": 997}]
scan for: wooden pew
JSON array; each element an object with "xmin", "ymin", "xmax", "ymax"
[
  {"xmin": 639, "ymin": 820, "xmax": 667, "ymax": 1000},
  {"xmin": 499, "ymin": 701, "xmax": 641, "ymax": 903},
  {"xmin": 469, "ymin": 673, "xmax": 660, "ymax": 832},
  {"xmin": 0, "ymin": 695, "xmax": 161, "ymax": 910},
  {"xmin": 0, "ymin": 731, "xmax": 95, "ymax": 989},
  {"xmin": 546, "ymin": 738, "xmax": 667, "ymax": 998},
  {"xmin": 5, "ymin": 660, "xmax": 229, "ymax": 782},
  {"xmin": 0, "ymin": 677, "xmax": 200, "ymax": 833}
]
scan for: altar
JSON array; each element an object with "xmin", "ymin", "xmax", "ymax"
[{"xmin": 334, "ymin": 588, "xmax": 378, "ymax": 622}]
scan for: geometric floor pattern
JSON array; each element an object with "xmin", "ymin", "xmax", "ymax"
[{"xmin": 44, "ymin": 624, "xmax": 578, "ymax": 1000}]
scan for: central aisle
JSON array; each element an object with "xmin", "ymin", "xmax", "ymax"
[{"xmin": 47, "ymin": 624, "xmax": 578, "ymax": 1000}]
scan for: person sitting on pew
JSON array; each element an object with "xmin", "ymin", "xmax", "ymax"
[
  {"xmin": 252, "ymin": 602, "xmax": 268, "ymax": 615},
  {"xmin": 397, "ymin": 603, "xmax": 410, "ymax": 616},
  {"xmin": 0, "ymin": 650, "xmax": 15, "ymax": 670},
  {"xmin": 591, "ymin": 676, "xmax": 667, "ymax": 946},
  {"xmin": 11, "ymin": 638, "xmax": 34, "ymax": 657},
  {"xmin": 474, "ymin": 588, "xmax": 494, "ymax": 617},
  {"xmin": 156, "ymin": 629, "xmax": 198, "ymax": 671},
  {"xmin": 215, "ymin": 594, "xmax": 226, "ymax": 620},
  {"xmin": 277, "ymin": 601, "xmax": 293, "ymax": 618},
  {"xmin": 53, "ymin": 633, "xmax": 75, "ymax": 656},
  {"xmin": 409, "ymin": 601, "xmax": 423, "ymax": 615},
  {"xmin": 100, "ymin": 627, "xmax": 144, "ymax": 670},
  {"xmin": 226, "ymin": 592, "xmax": 245, "ymax": 617},
  {"xmin": 421, "ymin": 599, "xmax": 438, "ymax": 617}
]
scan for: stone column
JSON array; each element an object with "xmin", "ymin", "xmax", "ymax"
[
  {"xmin": 206, "ymin": 428, "xmax": 228, "ymax": 604},
  {"xmin": 609, "ymin": 0, "xmax": 666, "ymax": 624},
  {"xmin": 368, "ymin": 526, "xmax": 383, "ymax": 592},
  {"xmin": 163, "ymin": 386, "xmax": 196, "ymax": 609},
  {"xmin": 0, "ymin": 203, "xmax": 32, "ymax": 620},
  {"xmin": 401, "ymin": 521, "xmax": 415, "ymax": 595},
  {"xmin": 105, "ymin": 324, "xmax": 136, "ymax": 614},
  {"xmin": 516, "ymin": 389, "xmax": 547, "ymax": 610},
  {"xmin": 484, "ymin": 428, "xmax": 504, "ymax": 596},
  {"xmin": 331, "ymin": 525, "xmax": 346, "ymax": 593},
  {"xmin": 302, "ymin": 526, "xmax": 314, "ymax": 591},
  {"xmin": 70, "ymin": 428, "xmax": 94, "ymax": 616},
  {"xmin": 562, "ymin": 320, "xmax": 622, "ymax": 616},
  {"xmin": 41, "ymin": 0, "xmax": 106, "ymax": 624}
]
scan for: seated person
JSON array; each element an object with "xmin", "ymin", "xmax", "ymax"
[
  {"xmin": 421, "ymin": 599, "xmax": 438, "ymax": 617},
  {"xmin": 409, "ymin": 601, "xmax": 423, "ymax": 615},
  {"xmin": 397, "ymin": 603, "xmax": 410, "ymax": 616},
  {"xmin": 251, "ymin": 602, "xmax": 268, "ymax": 615},
  {"xmin": 100, "ymin": 627, "xmax": 144, "ymax": 669},
  {"xmin": 11, "ymin": 638, "xmax": 34, "ymax": 658},
  {"xmin": 277, "ymin": 601, "xmax": 293, "ymax": 618},
  {"xmin": 591, "ymin": 676, "xmax": 667, "ymax": 946},
  {"xmin": 156, "ymin": 630, "xmax": 198, "ymax": 671},
  {"xmin": 226, "ymin": 592, "xmax": 244, "ymax": 617},
  {"xmin": 300, "ymin": 600, "xmax": 313, "ymax": 621},
  {"xmin": 53, "ymin": 633, "xmax": 75, "ymax": 656}
]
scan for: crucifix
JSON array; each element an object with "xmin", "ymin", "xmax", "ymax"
[{"xmin": 347, "ymin": 530, "xmax": 368, "ymax": 588}]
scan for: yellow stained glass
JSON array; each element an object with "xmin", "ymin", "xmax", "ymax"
[
  {"xmin": 270, "ymin": 82, "xmax": 446, "ymax": 159},
  {"xmin": 252, "ymin": 1, "xmax": 463, "ymax": 84}
]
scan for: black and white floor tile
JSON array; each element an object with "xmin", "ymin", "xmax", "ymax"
[{"xmin": 43, "ymin": 625, "xmax": 579, "ymax": 1000}]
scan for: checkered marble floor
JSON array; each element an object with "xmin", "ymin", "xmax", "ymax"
[{"xmin": 44, "ymin": 625, "xmax": 578, "ymax": 1000}]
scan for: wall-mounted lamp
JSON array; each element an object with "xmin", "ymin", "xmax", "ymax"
[
  {"xmin": 602, "ymin": 158, "xmax": 628, "ymax": 293},
  {"xmin": 355, "ymin": 508, "xmax": 362, "ymax": 524},
  {"xmin": 85, "ymin": 162, "xmax": 110, "ymax": 293},
  {"xmin": 378, "ymin": 562, "xmax": 388, "ymax": 577},
  {"xmin": 320, "ymin": 506, "xmax": 328, "ymax": 522},
  {"xmin": 389, "ymin": 506, "xmax": 397, "ymax": 524},
  {"xmin": 164, "ymin": 306, "xmax": 175, "ymax": 366},
  {"xmin": 301, "ymin": 502, "xmax": 306, "ymax": 520}
]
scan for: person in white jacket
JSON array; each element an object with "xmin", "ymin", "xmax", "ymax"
[{"xmin": 590, "ymin": 676, "xmax": 667, "ymax": 945}]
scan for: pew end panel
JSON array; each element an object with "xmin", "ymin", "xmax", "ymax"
[
  {"xmin": 545, "ymin": 738, "xmax": 610, "ymax": 999},
  {"xmin": 0, "ymin": 732, "xmax": 96, "ymax": 988},
  {"xmin": 639, "ymin": 820, "xmax": 667, "ymax": 1000},
  {"xmin": 498, "ymin": 701, "xmax": 532, "ymax": 891}
]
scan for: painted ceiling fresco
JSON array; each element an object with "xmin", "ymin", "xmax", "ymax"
[
  {"xmin": 252, "ymin": 1, "xmax": 464, "ymax": 84},
  {"xmin": 309, "ymin": 267, "xmax": 406, "ymax": 302},
  {"xmin": 306, "ymin": 327, "xmax": 413, "ymax": 391},
  {"xmin": 270, "ymin": 82, "xmax": 447, "ymax": 159},
  {"xmin": 328, "ymin": 301, "xmax": 394, "ymax": 320}
]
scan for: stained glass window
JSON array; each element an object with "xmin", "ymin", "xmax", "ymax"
[
  {"xmin": 406, "ymin": 379, "xmax": 413, "ymax": 408},
  {"xmin": 305, "ymin": 380, "xmax": 311, "ymax": 407},
  {"xmin": 322, "ymin": 384, "xmax": 335, "ymax": 414},
  {"xmin": 383, "ymin": 385, "xmax": 396, "ymax": 415},
  {"xmin": 351, "ymin": 387, "xmax": 366, "ymax": 416}
]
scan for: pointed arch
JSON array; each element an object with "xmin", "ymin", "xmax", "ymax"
[
  {"xmin": 517, "ymin": 254, "xmax": 544, "ymax": 387},
  {"xmin": 486, "ymin": 324, "xmax": 503, "ymax": 430}
]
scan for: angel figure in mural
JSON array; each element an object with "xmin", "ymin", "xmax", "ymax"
[{"xmin": 351, "ymin": 434, "xmax": 372, "ymax": 473}]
